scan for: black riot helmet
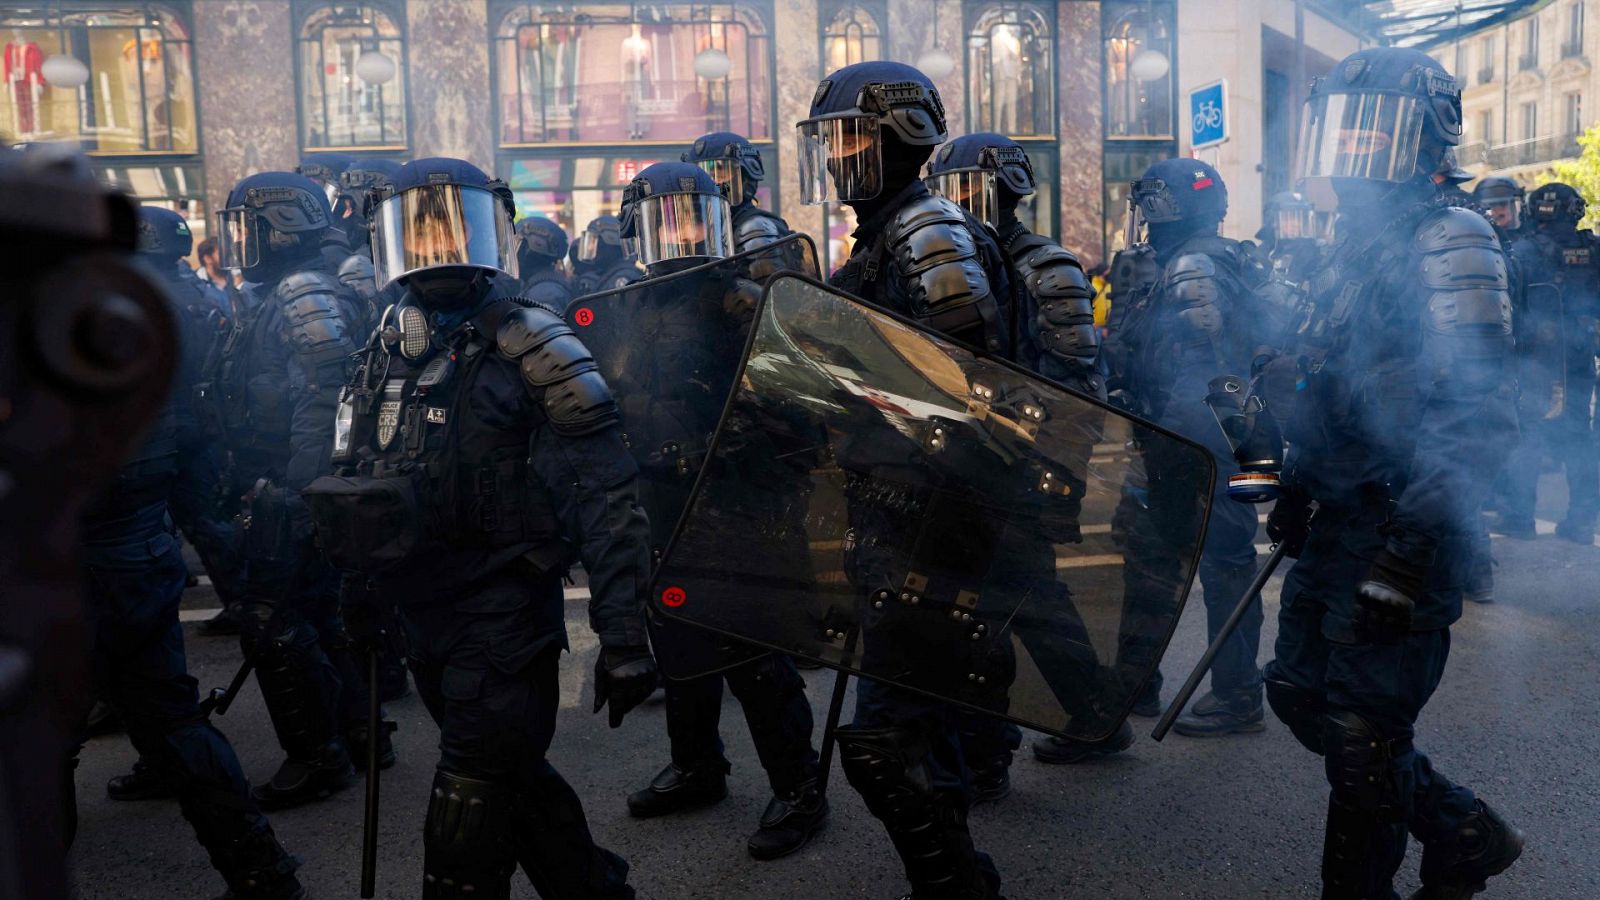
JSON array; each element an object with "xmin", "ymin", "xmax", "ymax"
[
  {"xmin": 515, "ymin": 216, "xmax": 569, "ymax": 271},
  {"xmin": 924, "ymin": 132, "xmax": 1035, "ymax": 227},
  {"xmin": 1473, "ymin": 176, "xmax": 1525, "ymax": 230},
  {"xmin": 136, "ymin": 206, "xmax": 194, "ymax": 260},
  {"xmin": 619, "ymin": 161, "xmax": 734, "ymax": 271},
  {"xmin": 1129, "ymin": 158, "xmax": 1228, "ymax": 251},
  {"xmin": 296, "ymin": 152, "xmax": 358, "ymax": 207},
  {"xmin": 1263, "ymin": 191, "xmax": 1316, "ymax": 241},
  {"xmin": 683, "ymin": 131, "xmax": 764, "ymax": 207},
  {"xmin": 1297, "ymin": 47, "xmax": 1462, "ymax": 193},
  {"xmin": 798, "ymin": 60, "xmax": 947, "ymax": 205},
  {"xmin": 368, "ymin": 157, "xmax": 519, "ymax": 307},
  {"xmin": 338, "ymin": 158, "xmax": 401, "ymax": 220},
  {"xmin": 216, "ymin": 172, "xmax": 332, "ymax": 279},
  {"xmin": 576, "ymin": 214, "xmax": 630, "ymax": 264},
  {"xmin": 1528, "ymin": 182, "xmax": 1586, "ymax": 229}
]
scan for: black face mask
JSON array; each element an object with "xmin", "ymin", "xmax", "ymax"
[
  {"xmin": 406, "ymin": 267, "xmax": 489, "ymax": 311},
  {"xmin": 1146, "ymin": 217, "xmax": 1221, "ymax": 259},
  {"xmin": 846, "ymin": 131, "xmax": 933, "ymax": 221}
]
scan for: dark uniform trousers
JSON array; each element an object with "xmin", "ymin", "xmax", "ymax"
[
  {"xmin": 403, "ymin": 565, "xmax": 631, "ymax": 897},
  {"xmin": 663, "ymin": 654, "xmax": 819, "ymax": 793}
]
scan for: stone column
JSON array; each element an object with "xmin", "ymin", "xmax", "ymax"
[
  {"xmin": 195, "ymin": 0, "xmax": 298, "ymax": 214},
  {"xmin": 773, "ymin": 0, "xmax": 823, "ymax": 241},
  {"xmin": 1059, "ymin": 0, "xmax": 1104, "ymax": 264},
  {"xmin": 406, "ymin": 0, "xmax": 493, "ymax": 171}
]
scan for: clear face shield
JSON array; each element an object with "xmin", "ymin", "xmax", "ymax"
[
  {"xmin": 1296, "ymin": 91, "xmax": 1427, "ymax": 186},
  {"xmin": 695, "ymin": 158, "xmax": 745, "ymax": 205},
  {"xmin": 215, "ymin": 206, "xmax": 257, "ymax": 271},
  {"xmin": 1274, "ymin": 205, "xmax": 1317, "ymax": 240},
  {"xmin": 925, "ymin": 168, "xmax": 997, "ymax": 227},
  {"xmin": 371, "ymin": 184, "xmax": 519, "ymax": 289},
  {"xmin": 797, "ymin": 115, "xmax": 882, "ymax": 205},
  {"xmin": 1483, "ymin": 197, "xmax": 1521, "ymax": 230},
  {"xmin": 632, "ymin": 192, "xmax": 734, "ymax": 266}
]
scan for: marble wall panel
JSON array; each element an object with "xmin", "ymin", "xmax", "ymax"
[
  {"xmin": 1059, "ymin": 0, "xmax": 1104, "ymax": 264},
  {"xmin": 406, "ymin": 0, "xmax": 493, "ymax": 170},
  {"xmin": 195, "ymin": 0, "xmax": 298, "ymax": 214}
]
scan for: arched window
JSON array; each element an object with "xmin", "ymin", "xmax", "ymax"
[
  {"xmin": 296, "ymin": 2, "xmax": 408, "ymax": 150},
  {"xmin": 0, "ymin": 2, "xmax": 196, "ymax": 153},
  {"xmin": 494, "ymin": 3, "xmax": 773, "ymax": 145},
  {"xmin": 966, "ymin": 2, "xmax": 1053, "ymax": 137},
  {"xmin": 822, "ymin": 4, "xmax": 882, "ymax": 72},
  {"xmin": 1103, "ymin": 4, "xmax": 1173, "ymax": 139}
]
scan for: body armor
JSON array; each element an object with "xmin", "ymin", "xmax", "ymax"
[
  {"xmin": 998, "ymin": 223, "xmax": 1100, "ymax": 393},
  {"xmin": 520, "ymin": 268, "xmax": 574, "ymax": 311},
  {"xmin": 732, "ymin": 204, "xmax": 793, "ymax": 283}
]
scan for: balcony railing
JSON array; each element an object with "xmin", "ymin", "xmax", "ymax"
[
  {"xmin": 1478, "ymin": 66, "xmax": 1496, "ymax": 84},
  {"xmin": 1483, "ymin": 132, "xmax": 1583, "ymax": 168},
  {"xmin": 1562, "ymin": 39, "xmax": 1584, "ymax": 59},
  {"xmin": 1457, "ymin": 142, "xmax": 1490, "ymax": 166}
]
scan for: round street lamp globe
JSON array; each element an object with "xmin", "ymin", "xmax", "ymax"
[
  {"xmin": 694, "ymin": 47, "xmax": 733, "ymax": 80},
  {"xmin": 916, "ymin": 46, "xmax": 956, "ymax": 80},
  {"xmin": 355, "ymin": 50, "xmax": 397, "ymax": 85},
  {"xmin": 41, "ymin": 54, "xmax": 90, "ymax": 88},
  {"xmin": 1131, "ymin": 48, "xmax": 1170, "ymax": 82}
]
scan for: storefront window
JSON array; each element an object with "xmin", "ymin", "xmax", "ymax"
[
  {"xmin": 493, "ymin": 2, "xmax": 773, "ymax": 146},
  {"xmin": 502, "ymin": 147, "xmax": 777, "ymax": 244},
  {"xmin": 0, "ymin": 2, "xmax": 196, "ymax": 153},
  {"xmin": 1104, "ymin": 2, "xmax": 1175, "ymax": 139},
  {"xmin": 966, "ymin": 2, "xmax": 1053, "ymax": 137},
  {"xmin": 97, "ymin": 160, "xmax": 207, "ymax": 245},
  {"xmin": 822, "ymin": 3, "xmax": 882, "ymax": 72},
  {"xmin": 297, "ymin": 2, "xmax": 408, "ymax": 150},
  {"xmin": 1102, "ymin": 145, "xmax": 1165, "ymax": 256}
]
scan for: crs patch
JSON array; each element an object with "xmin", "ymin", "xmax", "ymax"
[{"xmin": 1563, "ymin": 247, "xmax": 1592, "ymax": 267}]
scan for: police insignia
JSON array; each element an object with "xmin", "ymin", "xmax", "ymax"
[{"xmin": 377, "ymin": 381, "xmax": 404, "ymax": 449}]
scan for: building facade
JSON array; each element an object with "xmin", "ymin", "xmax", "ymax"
[
  {"xmin": 1, "ymin": 0, "xmax": 1187, "ymax": 269},
  {"xmin": 1438, "ymin": 0, "xmax": 1596, "ymax": 184}
]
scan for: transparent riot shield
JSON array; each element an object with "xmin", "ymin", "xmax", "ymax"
[
  {"xmin": 566, "ymin": 236, "xmax": 818, "ymax": 678},
  {"xmin": 651, "ymin": 274, "xmax": 1215, "ymax": 740}
]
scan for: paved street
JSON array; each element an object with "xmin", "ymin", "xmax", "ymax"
[{"xmin": 70, "ymin": 472, "xmax": 1600, "ymax": 900}]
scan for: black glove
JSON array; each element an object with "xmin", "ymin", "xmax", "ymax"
[
  {"xmin": 1354, "ymin": 547, "xmax": 1426, "ymax": 643},
  {"xmin": 1265, "ymin": 493, "xmax": 1312, "ymax": 559},
  {"xmin": 593, "ymin": 646, "xmax": 658, "ymax": 728}
]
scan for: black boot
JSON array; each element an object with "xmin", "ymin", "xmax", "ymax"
[
  {"xmin": 626, "ymin": 761, "xmax": 728, "ymax": 818},
  {"xmin": 1410, "ymin": 801, "xmax": 1524, "ymax": 900},
  {"xmin": 250, "ymin": 741, "xmax": 354, "ymax": 810},
  {"xmin": 200, "ymin": 604, "xmax": 244, "ymax": 637},
  {"xmin": 1032, "ymin": 720, "xmax": 1134, "ymax": 765},
  {"xmin": 107, "ymin": 758, "xmax": 180, "ymax": 801},
  {"xmin": 747, "ymin": 780, "xmax": 829, "ymax": 860},
  {"xmin": 1172, "ymin": 690, "xmax": 1266, "ymax": 737},
  {"xmin": 205, "ymin": 823, "xmax": 308, "ymax": 900},
  {"xmin": 347, "ymin": 720, "xmax": 397, "ymax": 771}
]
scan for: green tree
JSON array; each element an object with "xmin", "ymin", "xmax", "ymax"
[{"xmin": 1542, "ymin": 122, "xmax": 1600, "ymax": 230}]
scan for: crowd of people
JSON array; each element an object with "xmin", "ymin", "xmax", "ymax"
[{"xmin": 41, "ymin": 43, "xmax": 1574, "ymax": 900}]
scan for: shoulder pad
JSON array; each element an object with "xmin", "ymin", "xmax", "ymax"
[
  {"xmin": 497, "ymin": 305, "xmax": 570, "ymax": 358},
  {"xmin": 1413, "ymin": 207, "xmax": 1501, "ymax": 254},
  {"xmin": 734, "ymin": 211, "xmax": 788, "ymax": 254},
  {"xmin": 279, "ymin": 268, "xmax": 344, "ymax": 302},
  {"xmin": 337, "ymin": 252, "xmax": 376, "ymax": 286},
  {"xmin": 888, "ymin": 194, "xmax": 968, "ymax": 241},
  {"xmin": 1013, "ymin": 239, "xmax": 1093, "ymax": 300},
  {"xmin": 886, "ymin": 201, "xmax": 999, "ymax": 349},
  {"xmin": 1167, "ymin": 251, "xmax": 1219, "ymax": 286},
  {"xmin": 277, "ymin": 270, "xmax": 353, "ymax": 367},
  {"xmin": 496, "ymin": 305, "xmax": 615, "ymax": 430}
]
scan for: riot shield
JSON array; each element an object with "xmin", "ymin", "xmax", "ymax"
[
  {"xmin": 652, "ymin": 274, "xmax": 1215, "ymax": 740},
  {"xmin": 566, "ymin": 235, "xmax": 819, "ymax": 678}
]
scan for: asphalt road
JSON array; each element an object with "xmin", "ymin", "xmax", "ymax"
[{"xmin": 70, "ymin": 472, "xmax": 1600, "ymax": 900}]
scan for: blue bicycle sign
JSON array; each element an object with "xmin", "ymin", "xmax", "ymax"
[{"xmin": 1189, "ymin": 79, "xmax": 1228, "ymax": 148}]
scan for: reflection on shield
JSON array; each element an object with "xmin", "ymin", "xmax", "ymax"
[
  {"xmin": 565, "ymin": 235, "xmax": 819, "ymax": 678},
  {"xmin": 652, "ymin": 274, "xmax": 1215, "ymax": 739}
]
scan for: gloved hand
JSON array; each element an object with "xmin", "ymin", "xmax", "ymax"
[
  {"xmin": 1265, "ymin": 492, "xmax": 1313, "ymax": 558},
  {"xmin": 593, "ymin": 645, "xmax": 658, "ymax": 728},
  {"xmin": 1354, "ymin": 547, "xmax": 1426, "ymax": 643}
]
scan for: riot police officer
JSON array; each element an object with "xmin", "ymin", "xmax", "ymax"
[
  {"xmin": 515, "ymin": 215, "xmax": 574, "ymax": 309},
  {"xmin": 209, "ymin": 171, "xmax": 382, "ymax": 809},
  {"xmin": 1258, "ymin": 191, "xmax": 1323, "ymax": 285},
  {"xmin": 296, "ymin": 153, "xmax": 365, "ymax": 274},
  {"xmin": 611, "ymin": 161, "xmax": 827, "ymax": 859},
  {"xmin": 332, "ymin": 157, "xmax": 403, "ymax": 319},
  {"xmin": 82, "ymin": 208, "xmax": 310, "ymax": 900},
  {"xmin": 683, "ymin": 131, "xmax": 796, "ymax": 278},
  {"xmin": 1526, "ymin": 182, "xmax": 1600, "ymax": 544},
  {"xmin": 1266, "ymin": 47, "xmax": 1523, "ymax": 898},
  {"xmin": 799, "ymin": 59, "xmax": 1012, "ymax": 899},
  {"xmin": 1107, "ymin": 159, "xmax": 1273, "ymax": 740},
  {"xmin": 304, "ymin": 157, "xmax": 655, "ymax": 899},
  {"xmin": 571, "ymin": 213, "xmax": 644, "ymax": 295}
]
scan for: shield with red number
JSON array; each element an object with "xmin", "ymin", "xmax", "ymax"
[
  {"xmin": 565, "ymin": 235, "xmax": 819, "ymax": 678},
  {"xmin": 649, "ymin": 274, "xmax": 1216, "ymax": 739}
]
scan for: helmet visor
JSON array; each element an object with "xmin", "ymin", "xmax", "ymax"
[
  {"xmin": 1274, "ymin": 206, "xmax": 1316, "ymax": 240},
  {"xmin": 925, "ymin": 169, "xmax": 996, "ymax": 227},
  {"xmin": 372, "ymin": 184, "xmax": 518, "ymax": 289},
  {"xmin": 1482, "ymin": 197, "xmax": 1521, "ymax": 230},
  {"xmin": 1296, "ymin": 92, "xmax": 1426, "ymax": 184},
  {"xmin": 696, "ymin": 159, "xmax": 745, "ymax": 204},
  {"xmin": 635, "ymin": 192, "xmax": 734, "ymax": 266},
  {"xmin": 797, "ymin": 115, "xmax": 882, "ymax": 205},
  {"xmin": 216, "ymin": 207, "xmax": 258, "ymax": 271}
]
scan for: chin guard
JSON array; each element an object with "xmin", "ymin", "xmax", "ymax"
[{"xmin": 1204, "ymin": 373, "xmax": 1285, "ymax": 504}]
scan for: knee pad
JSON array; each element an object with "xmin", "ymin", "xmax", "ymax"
[
  {"xmin": 836, "ymin": 725, "xmax": 936, "ymax": 827},
  {"xmin": 1263, "ymin": 668, "xmax": 1326, "ymax": 755},
  {"xmin": 424, "ymin": 770, "xmax": 517, "ymax": 900},
  {"xmin": 1322, "ymin": 709, "xmax": 1408, "ymax": 821}
]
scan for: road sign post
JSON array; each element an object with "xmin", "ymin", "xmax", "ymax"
[{"xmin": 1189, "ymin": 79, "xmax": 1229, "ymax": 150}]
